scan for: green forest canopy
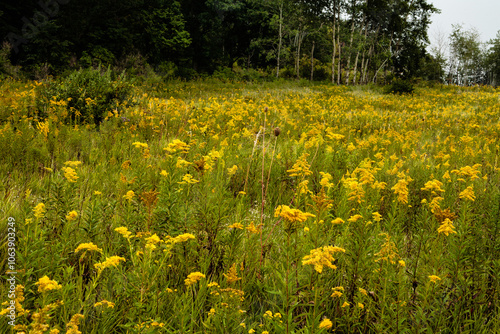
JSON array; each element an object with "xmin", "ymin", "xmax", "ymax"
[{"xmin": 1, "ymin": 0, "xmax": 499, "ymax": 84}]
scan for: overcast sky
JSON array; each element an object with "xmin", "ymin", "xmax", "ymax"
[{"xmin": 428, "ymin": 0, "xmax": 500, "ymax": 45}]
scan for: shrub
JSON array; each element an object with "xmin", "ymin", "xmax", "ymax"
[
  {"xmin": 385, "ymin": 78, "xmax": 415, "ymax": 95},
  {"xmin": 35, "ymin": 66, "xmax": 132, "ymax": 125}
]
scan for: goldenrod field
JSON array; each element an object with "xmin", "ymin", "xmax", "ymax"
[{"xmin": 1, "ymin": 79, "xmax": 500, "ymax": 333}]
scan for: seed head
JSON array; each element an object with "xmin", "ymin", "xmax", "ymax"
[{"xmin": 274, "ymin": 127, "xmax": 281, "ymax": 137}]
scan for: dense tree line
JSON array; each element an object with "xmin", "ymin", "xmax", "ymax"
[{"xmin": 2, "ymin": 0, "xmax": 496, "ymax": 85}]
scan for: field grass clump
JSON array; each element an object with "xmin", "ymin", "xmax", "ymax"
[{"xmin": 0, "ymin": 79, "xmax": 500, "ymax": 333}]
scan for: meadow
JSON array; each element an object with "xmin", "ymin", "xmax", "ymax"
[{"xmin": 0, "ymin": 77, "xmax": 499, "ymax": 333}]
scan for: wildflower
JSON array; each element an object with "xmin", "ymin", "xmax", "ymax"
[
  {"xmin": 36, "ymin": 276, "xmax": 62, "ymax": 293},
  {"xmin": 319, "ymin": 172, "xmax": 334, "ymax": 189},
  {"xmin": 347, "ymin": 214, "xmax": 363, "ymax": 223},
  {"xmin": 94, "ymin": 300, "xmax": 115, "ymax": 308},
  {"xmin": 94, "ymin": 256, "xmax": 126, "ymax": 274},
  {"xmin": 62, "ymin": 167, "xmax": 79, "ymax": 182},
  {"xmin": 66, "ymin": 314, "xmax": 84, "ymax": 334},
  {"xmin": 274, "ymin": 205, "xmax": 315, "ymax": 223},
  {"xmin": 437, "ymin": 218, "xmax": 457, "ymax": 236},
  {"xmin": 66, "ymin": 210, "xmax": 78, "ymax": 221},
  {"xmin": 246, "ymin": 222, "xmax": 260, "ymax": 234},
  {"xmin": 459, "ymin": 186, "xmax": 476, "ymax": 201},
  {"xmin": 185, "ymin": 272, "xmax": 205, "ymax": 286},
  {"xmin": 358, "ymin": 303, "xmax": 364, "ymax": 309},
  {"xmin": 165, "ymin": 139, "xmax": 190, "ymax": 154},
  {"xmin": 208, "ymin": 308, "xmax": 216, "ymax": 316},
  {"xmin": 302, "ymin": 246, "xmax": 346, "ymax": 273},
  {"xmin": 115, "ymin": 226, "xmax": 132, "ymax": 239},
  {"xmin": 123, "ymin": 190, "xmax": 135, "ymax": 201},
  {"xmin": 176, "ymin": 158, "xmax": 192, "ymax": 168},
  {"xmin": 392, "ymin": 177, "xmax": 412, "ymax": 204},
  {"xmin": 178, "ymin": 174, "xmax": 199, "ymax": 184},
  {"xmin": 319, "ymin": 318, "xmax": 333, "ymax": 330},
  {"xmin": 372, "ymin": 212, "xmax": 383, "ymax": 222},
  {"xmin": 342, "ymin": 301, "xmax": 350, "ymax": 308},
  {"xmin": 74, "ymin": 242, "xmax": 102, "ymax": 254},
  {"xmin": 160, "ymin": 170, "xmax": 169, "ymax": 177},
  {"xmin": 132, "ymin": 142, "xmax": 148, "ymax": 149},
  {"xmin": 421, "ymin": 179, "xmax": 445, "ymax": 195},
  {"xmin": 399, "ymin": 260, "xmax": 406, "ymax": 267},
  {"xmin": 64, "ymin": 161, "xmax": 82, "ymax": 168},
  {"xmin": 287, "ymin": 153, "xmax": 313, "ymax": 178},
  {"xmin": 228, "ymin": 222, "xmax": 244, "ymax": 229},
  {"xmin": 428, "ymin": 275, "xmax": 441, "ymax": 283},
  {"xmin": 358, "ymin": 288, "xmax": 368, "ymax": 296},
  {"xmin": 248, "ymin": 330, "xmax": 256, "ymax": 334},
  {"xmin": 223, "ymin": 263, "xmax": 242, "ymax": 284},
  {"xmin": 94, "ymin": 191, "xmax": 102, "ymax": 195},
  {"xmin": 145, "ymin": 233, "xmax": 161, "ymax": 251},
  {"xmin": 33, "ymin": 203, "xmax": 45, "ymax": 219},
  {"xmin": 375, "ymin": 233, "xmax": 399, "ymax": 264},
  {"xmin": 331, "ymin": 217, "xmax": 344, "ymax": 225},
  {"xmin": 264, "ymin": 310, "xmax": 273, "ymax": 319},
  {"xmin": 172, "ymin": 233, "xmax": 196, "ymax": 243},
  {"xmin": 227, "ymin": 165, "xmax": 238, "ymax": 176}
]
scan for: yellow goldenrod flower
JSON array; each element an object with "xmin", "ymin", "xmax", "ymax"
[
  {"xmin": 178, "ymin": 174, "xmax": 199, "ymax": 184},
  {"xmin": 331, "ymin": 290, "xmax": 343, "ymax": 298},
  {"xmin": 263, "ymin": 310, "xmax": 273, "ymax": 319},
  {"xmin": 36, "ymin": 276, "xmax": 62, "ymax": 293},
  {"xmin": 347, "ymin": 214, "xmax": 363, "ymax": 223},
  {"xmin": 184, "ymin": 272, "xmax": 205, "ymax": 286},
  {"xmin": 302, "ymin": 246, "xmax": 346, "ymax": 273},
  {"xmin": 94, "ymin": 256, "xmax": 126, "ymax": 274},
  {"xmin": 227, "ymin": 165, "xmax": 238, "ymax": 176},
  {"xmin": 229, "ymin": 222, "xmax": 244, "ymax": 229},
  {"xmin": 392, "ymin": 177, "xmax": 412, "ymax": 204},
  {"xmin": 319, "ymin": 318, "xmax": 333, "ymax": 329},
  {"xmin": 223, "ymin": 263, "xmax": 242, "ymax": 284},
  {"xmin": 115, "ymin": 226, "xmax": 132, "ymax": 239},
  {"xmin": 358, "ymin": 303, "xmax": 364, "ymax": 309},
  {"xmin": 459, "ymin": 186, "xmax": 476, "ymax": 201},
  {"xmin": 160, "ymin": 170, "xmax": 169, "ymax": 177},
  {"xmin": 64, "ymin": 161, "xmax": 82, "ymax": 168},
  {"xmin": 165, "ymin": 139, "xmax": 190, "ymax": 154},
  {"xmin": 61, "ymin": 167, "xmax": 79, "ymax": 182},
  {"xmin": 372, "ymin": 212, "xmax": 383, "ymax": 222},
  {"xmin": 172, "ymin": 233, "xmax": 196, "ymax": 243},
  {"xmin": 375, "ymin": 233, "xmax": 399, "ymax": 264},
  {"xmin": 33, "ymin": 203, "xmax": 46, "ymax": 219},
  {"xmin": 123, "ymin": 190, "xmax": 135, "ymax": 201},
  {"xmin": 274, "ymin": 205, "xmax": 315, "ymax": 223},
  {"xmin": 331, "ymin": 217, "xmax": 344, "ymax": 225},
  {"xmin": 208, "ymin": 308, "xmax": 216, "ymax": 316},
  {"xmin": 437, "ymin": 218, "xmax": 457, "ymax": 236},
  {"xmin": 94, "ymin": 191, "xmax": 102, "ymax": 195},
  {"xmin": 132, "ymin": 142, "xmax": 148, "ymax": 149},
  {"xmin": 342, "ymin": 301, "xmax": 350, "ymax": 308},
  {"xmin": 74, "ymin": 242, "xmax": 102, "ymax": 254},
  {"xmin": 428, "ymin": 275, "xmax": 441, "ymax": 283},
  {"xmin": 287, "ymin": 153, "xmax": 313, "ymax": 177},
  {"xmin": 246, "ymin": 222, "xmax": 260, "ymax": 234},
  {"xmin": 66, "ymin": 314, "xmax": 84, "ymax": 334},
  {"xmin": 319, "ymin": 172, "xmax": 334, "ymax": 188},
  {"xmin": 66, "ymin": 210, "xmax": 78, "ymax": 221},
  {"xmin": 94, "ymin": 300, "xmax": 115, "ymax": 308}
]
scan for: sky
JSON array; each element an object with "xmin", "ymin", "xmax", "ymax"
[{"xmin": 428, "ymin": 0, "xmax": 500, "ymax": 46}]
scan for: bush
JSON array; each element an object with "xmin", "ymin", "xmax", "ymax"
[
  {"xmin": 385, "ymin": 78, "xmax": 415, "ymax": 95},
  {"xmin": 36, "ymin": 66, "xmax": 132, "ymax": 125}
]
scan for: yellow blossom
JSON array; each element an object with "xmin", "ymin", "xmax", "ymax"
[
  {"xmin": 274, "ymin": 205, "xmax": 315, "ymax": 223},
  {"xmin": 229, "ymin": 222, "xmax": 244, "ymax": 229},
  {"xmin": 61, "ymin": 166, "xmax": 79, "ymax": 182},
  {"xmin": 178, "ymin": 174, "xmax": 199, "ymax": 184},
  {"xmin": 33, "ymin": 203, "xmax": 46, "ymax": 219},
  {"xmin": 224, "ymin": 263, "xmax": 242, "ymax": 284},
  {"xmin": 36, "ymin": 276, "xmax": 62, "ymax": 293},
  {"xmin": 331, "ymin": 217, "xmax": 344, "ymax": 225},
  {"xmin": 437, "ymin": 218, "xmax": 457, "ymax": 236},
  {"xmin": 94, "ymin": 256, "xmax": 126, "ymax": 274},
  {"xmin": 302, "ymin": 246, "xmax": 346, "ymax": 273},
  {"xmin": 227, "ymin": 165, "xmax": 238, "ymax": 176},
  {"xmin": 172, "ymin": 233, "xmax": 196, "ymax": 243},
  {"xmin": 64, "ymin": 161, "xmax": 82, "ymax": 168},
  {"xmin": 66, "ymin": 314, "xmax": 84, "ymax": 334},
  {"xmin": 74, "ymin": 242, "xmax": 102, "ymax": 254},
  {"xmin": 428, "ymin": 275, "xmax": 441, "ymax": 283},
  {"xmin": 115, "ymin": 226, "xmax": 132, "ymax": 239},
  {"xmin": 319, "ymin": 318, "xmax": 333, "ymax": 329},
  {"xmin": 123, "ymin": 190, "xmax": 135, "ymax": 201},
  {"xmin": 347, "ymin": 214, "xmax": 363, "ymax": 223},
  {"xmin": 459, "ymin": 186, "xmax": 476, "ymax": 201},
  {"xmin": 185, "ymin": 272, "xmax": 205, "ymax": 286},
  {"xmin": 94, "ymin": 300, "xmax": 115, "ymax": 309},
  {"xmin": 66, "ymin": 210, "xmax": 78, "ymax": 221}
]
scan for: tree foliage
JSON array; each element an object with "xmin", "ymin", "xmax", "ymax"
[{"xmin": 1, "ymin": 0, "xmax": 440, "ymax": 82}]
